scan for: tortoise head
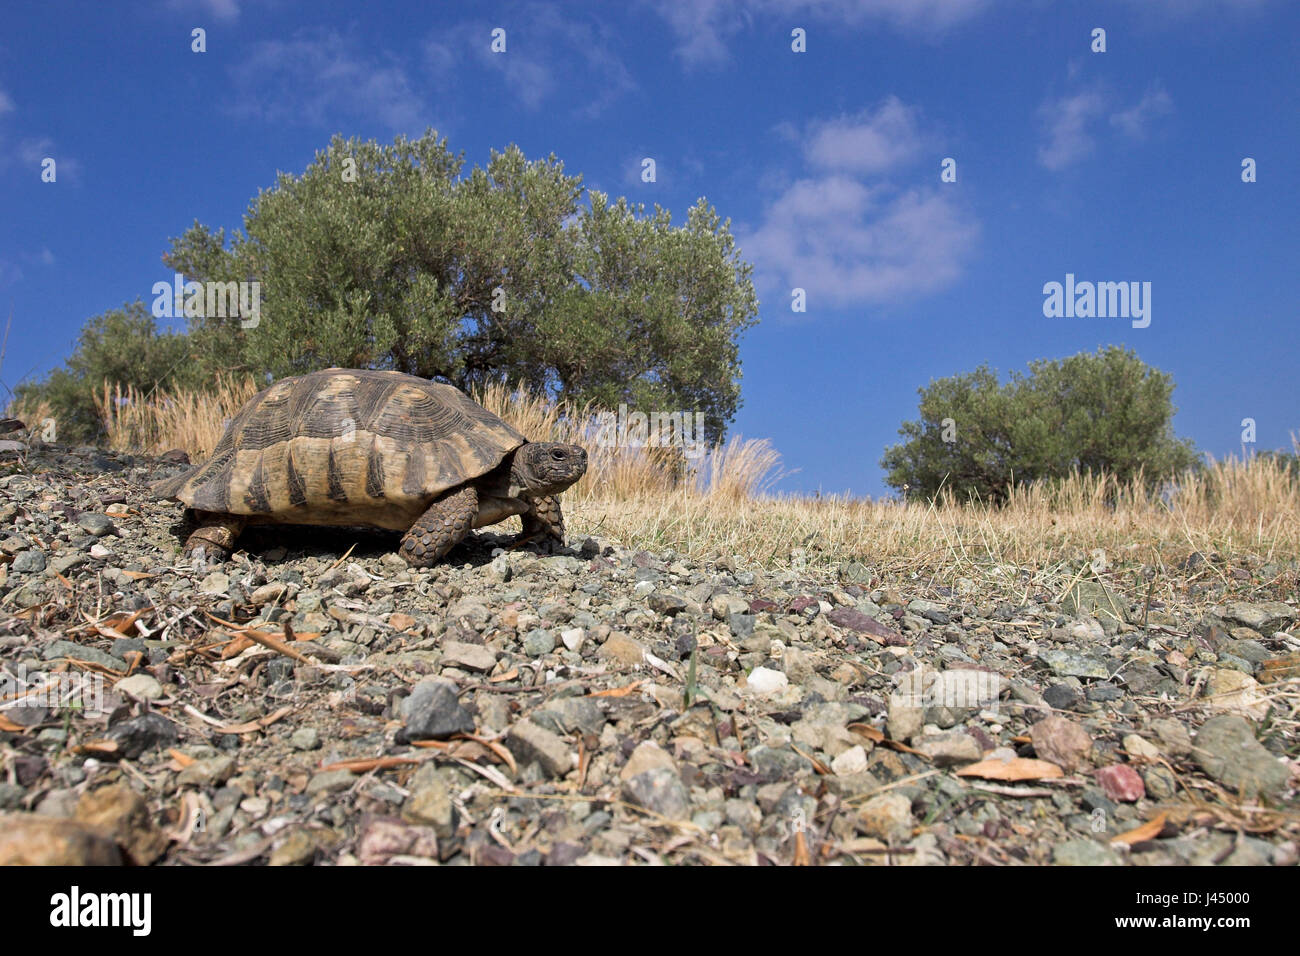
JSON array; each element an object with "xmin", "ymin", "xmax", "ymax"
[{"xmin": 509, "ymin": 442, "xmax": 588, "ymax": 496}]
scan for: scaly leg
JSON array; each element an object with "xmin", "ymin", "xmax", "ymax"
[
  {"xmin": 400, "ymin": 485, "xmax": 478, "ymax": 567},
  {"xmin": 511, "ymin": 495, "xmax": 565, "ymax": 552}
]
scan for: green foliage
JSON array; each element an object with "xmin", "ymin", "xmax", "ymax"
[
  {"xmin": 12, "ymin": 301, "xmax": 194, "ymax": 442},
  {"xmin": 164, "ymin": 131, "xmax": 758, "ymax": 440},
  {"xmin": 882, "ymin": 346, "xmax": 1200, "ymax": 501}
]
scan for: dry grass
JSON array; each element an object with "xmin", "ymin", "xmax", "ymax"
[
  {"xmin": 82, "ymin": 376, "xmax": 1300, "ymax": 587},
  {"xmin": 96, "ymin": 376, "xmax": 261, "ymax": 460}
]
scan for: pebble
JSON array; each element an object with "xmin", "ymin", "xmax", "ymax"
[
  {"xmin": 1193, "ymin": 715, "xmax": 1290, "ymax": 799},
  {"xmin": 76, "ymin": 784, "xmax": 167, "ymax": 865},
  {"xmin": 76, "ymin": 513, "xmax": 116, "ymax": 536},
  {"xmin": 857, "ymin": 793, "xmax": 913, "ymax": 844},
  {"xmin": 439, "ymin": 641, "xmax": 497, "ymax": 673},
  {"xmin": 1095, "ymin": 764, "xmax": 1145, "ymax": 802},
  {"xmin": 1028, "ymin": 715, "xmax": 1093, "ymax": 772},
  {"xmin": 560, "ymin": 627, "xmax": 585, "ymax": 652},
  {"xmin": 622, "ymin": 768, "xmax": 691, "ymax": 820},
  {"xmin": 400, "ymin": 678, "xmax": 475, "ymax": 741},
  {"xmin": 305, "ymin": 769, "xmax": 356, "ymax": 796},
  {"xmin": 0, "ymin": 814, "xmax": 123, "ymax": 865},
  {"xmin": 115, "ymin": 674, "xmax": 163, "ymax": 702},
  {"xmin": 505, "ymin": 719, "xmax": 574, "ymax": 778},
  {"xmin": 290, "ymin": 727, "xmax": 321, "ymax": 751},
  {"xmin": 1053, "ymin": 839, "xmax": 1121, "ymax": 866},
  {"xmin": 596, "ymin": 632, "xmax": 646, "ymax": 667},
  {"xmin": 743, "ymin": 667, "xmax": 789, "ymax": 695}
]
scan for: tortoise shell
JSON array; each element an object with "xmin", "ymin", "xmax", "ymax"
[{"xmin": 152, "ymin": 368, "xmax": 527, "ymax": 531}]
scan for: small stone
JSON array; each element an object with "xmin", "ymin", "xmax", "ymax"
[
  {"xmin": 597, "ymin": 632, "xmax": 647, "ymax": 667},
  {"xmin": 400, "ymin": 678, "xmax": 475, "ymax": 741},
  {"xmin": 505, "ymin": 719, "xmax": 574, "ymax": 778},
  {"xmin": 75, "ymin": 783, "xmax": 167, "ymax": 865},
  {"xmin": 290, "ymin": 727, "xmax": 321, "ymax": 751},
  {"xmin": 620, "ymin": 741, "xmax": 676, "ymax": 780},
  {"xmin": 402, "ymin": 772, "xmax": 457, "ymax": 839},
  {"xmin": 1029, "ymin": 715, "xmax": 1093, "ymax": 772},
  {"xmin": 857, "ymin": 793, "xmax": 913, "ymax": 843},
  {"xmin": 89, "ymin": 543, "xmax": 116, "ymax": 560},
  {"xmin": 269, "ymin": 829, "xmax": 319, "ymax": 866},
  {"xmin": 622, "ymin": 768, "xmax": 690, "ymax": 820},
  {"xmin": 743, "ymin": 667, "xmax": 789, "ymax": 695},
  {"xmin": 440, "ymin": 641, "xmax": 496, "ymax": 673},
  {"xmin": 560, "ymin": 627, "xmax": 585, "ymax": 652},
  {"xmin": 77, "ymin": 513, "xmax": 116, "ymax": 537},
  {"xmin": 1149, "ymin": 718, "xmax": 1192, "ymax": 756},
  {"xmin": 177, "ymin": 755, "xmax": 236, "ymax": 788},
  {"xmin": 198, "ymin": 571, "xmax": 230, "ymax": 594},
  {"xmin": 1053, "ymin": 839, "xmax": 1121, "ymax": 866},
  {"xmin": 106, "ymin": 713, "xmax": 179, "ymax": 759},
  {"xmin": 1043, "ymin": 683, "xmax": 1081, "ymax": 710},
  {"xmin": 533, "ymin": 696, "xmax": 606, "ymax": 737},
  {"xmin": 12, "ymin": 550, "xmax": 46, "ymax": 573},
  {"xmin": 1142, "ymin": 766, "xmax": 1178, "ymax": 800},
  {"xmin": 911, "ymin": 730, "xmax": 982, "ymax": 767},
  {"xmin": 831, "ymin": 745, "xmax": 869, "ymax": 775},
  {"xmin": 1204, "ymin": 669, "xmax": 1269, "ymax": 720},
  {"xmin": 1039, "ymin": 649, "xmax": 1111, "ymax": 680},
  {"xmin": 1095, "ymin": 764, "xmax": 1145, "ymax": 802},
  {"xmin": 1215, "ymin": 601, "xmax": 1296, "ymax": 636},
  {"xmin": 305, "ymin": 769, "xmax": 356, "ymax": 796},
  {"xmin": 522, "ymin": 628, "xmax": 556, "ymax": 656},
  {"xmin": 357, "ymin": 817, "xmax": 439, "ymax": 865},
  {"xmin": 648, "ymin": 592, "xmax": 688, "ymax": 616},
  {"xmin": 1193, "ymin": 715, "xmax": 1290, "ymax": 800},
  {"xmin": 114, "ymin": 674, "xmax": 162, "ymax": 702},
  {"xmin": 43, "ymin": 640, "xmax": 128, "ymax": 672},
  {"xmin": 0, "ymin": 814, "xmax": 123, "ymax": 865},
  {"xmin": 826, "ymin": 606, "xmax": 907, "ymax": 645},
  {"xmin": 1121, "ymin": 734, "xmax": 1161, "ymax": 761}
]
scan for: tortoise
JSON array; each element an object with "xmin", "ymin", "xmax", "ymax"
[{"xmin": 152, "ymin": 368, "xmax": 588, "ymax": 566}]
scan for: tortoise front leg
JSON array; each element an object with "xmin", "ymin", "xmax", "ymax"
[
  {"xmin": 512, "ymin": 495, "xmax": 565, "ymax": 552},
  {"xmin": 183, "ymin": 511, "xmax": 246, "ymax": 565},
  {"xmin": 400, "ymin": 485, "xmax": 478, "ymax": 567}
]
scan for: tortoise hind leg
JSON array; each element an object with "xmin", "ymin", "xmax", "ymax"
[
  {"xmin": 511, "ymin": 495, "xmax": 565, "ymax": 552},
  {"xmin": 183, "ymin": 511, "xmax": 246, "ymax": 565},
  {"xmin": 401, "ymin": 485, "xmax": 478, "ymax": 567}
]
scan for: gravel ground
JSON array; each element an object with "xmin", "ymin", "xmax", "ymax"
[{"xmin": 0, "ymin": 443, "xmax": 1297, "ymax": 866}]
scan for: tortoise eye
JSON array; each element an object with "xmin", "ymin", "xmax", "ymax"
[{"xmin": 551, "ymin": 450, "xmax": 565, "ymax": 461}]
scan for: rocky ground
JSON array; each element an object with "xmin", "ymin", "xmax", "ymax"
[{"xmin": 0, "ymin": 442, "xmax": 1296, "ymax": 866}]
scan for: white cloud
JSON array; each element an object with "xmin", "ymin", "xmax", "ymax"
[
  {"xmin": 1037, "ymin": 90, "xmax": 1105, "ymax": 170},
  {"xmin": 1110, "ymin": 84, "xmax": 1173, "ymax": 139},
  {"xmin": 0, "ymin": 90, "xmax": 14, "ymax": 115},
  {"xmin": 649, "ymin": 0, "xmax": 989, "ymax": 68},
  {"xmin": 164, "ymin": 0, "xmax": 240, "ymax": 21},
  {"xmin": 738, "ymin": 104, "xmax": 978, "ymax": 308},
  {"xmin": 425, "ymin": 10, "xmax": 635, "ymax": 116},
  {"xmin": 227, "ymin": 29, "xmax": 428, "ymax": 129},
  {"xmin": 802, "ymin": 97, "xmax": 924, "ymax": 173}
]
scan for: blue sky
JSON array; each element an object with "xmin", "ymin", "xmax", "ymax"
[{"xmin": 1, "ymin": 0, "xmax": 1297, "ymax": 496}]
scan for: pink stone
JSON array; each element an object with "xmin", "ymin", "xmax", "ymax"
[{"xmin": 1096, "ymin": 763, "xmax": 1146, "ymax": 802}]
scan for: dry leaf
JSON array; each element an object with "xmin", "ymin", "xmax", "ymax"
[
  {"xmin": 1110, "ymin": 812, "xmax": 1169, "ymax": 846},
  {"xmin": 956, "ymin": 757, "xmax": 1064, "ymax": 782},
  {"xmin": 168, "ymin": 748, "xmax": 196, "ymax": 768},
  {"xmin": 588, "ymin": 681, "xmax": 644, "ymax": 698},
  {"xmin": 321, "ymin": 756, "xmax": 420, "ymax": 773},
  {"xmin": 847, "ymin": 722, "xmax": 924, "ymax": 756},
  {"xmin": 73, "ymin": 739, "xmax": 121, "ymax": 756},
  {"xmin": 488, "ymin": 667, "xmax": 520, "ymax": 684},
  {"xmin": 0, "ymin": 713, "xmax": 27, "ymax": 732}
]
